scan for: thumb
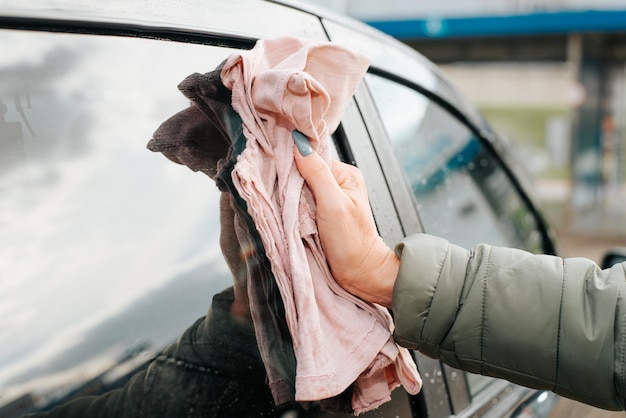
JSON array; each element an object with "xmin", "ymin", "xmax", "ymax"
[{"xmin": 292, "ymin": 130, "xmax": 343, "ymax": 202}]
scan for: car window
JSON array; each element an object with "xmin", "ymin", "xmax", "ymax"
[
  {"xmin": 0, "ymin": 29, "xmax": 254, "ymax": 416},
  {"xmin": 0, "ymin": 27, "xmax": 417, "ymax": 418},
  {"xmin": 365, "ymin": 73, "xmax": 544, "ymax": 397}
]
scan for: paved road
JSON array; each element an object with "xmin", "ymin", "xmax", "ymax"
[
  {"xmin": 556, "ymin": 228, "xmax": 626, "ymax": 264},
  {"xmin": 549, "ymin": 399, "xmax": 624, "ymax": 418},
  {"xmin": 535, "ymin": 179, "xmax": 626, "ymax": 263}
]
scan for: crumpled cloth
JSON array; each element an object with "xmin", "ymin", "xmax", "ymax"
[
  {"xmin": 221, "ymin": 36, "xmax": 422, "ymax": 415},
  {"xmin": 148, "ymin": 64, "xmax": 342, "ymax": 412}
]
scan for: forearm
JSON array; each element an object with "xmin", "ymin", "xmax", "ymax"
[{"xmin": 391, "ymin": 233, "xmax": 626, "ymax": 410}]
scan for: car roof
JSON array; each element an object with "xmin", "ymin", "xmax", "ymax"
[
  {"xmin": 0, "ymin": 0, "xmax": 489, "ymax": 140},
  {"xmin": 0, "ymin": 0, "xmax": 327, "ymax": 40}
]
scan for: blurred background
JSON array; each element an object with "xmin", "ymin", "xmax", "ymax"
[{"xmin": 304, "ymin": 0, "xmax": 626, "ymax": 262}]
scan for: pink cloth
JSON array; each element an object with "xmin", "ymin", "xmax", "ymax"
[{"xmin": 221, "ymin": 36, "xmax": 421, "ymax": 415}]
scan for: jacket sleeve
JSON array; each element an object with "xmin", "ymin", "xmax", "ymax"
[{"xmin": 391, "ymin": 233, "xmax": 626, "ymax": 411}]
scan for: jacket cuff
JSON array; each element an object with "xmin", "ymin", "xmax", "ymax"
[{"xmin": 392, "ymin": 234, "xmax": 470, "ymax": 357}]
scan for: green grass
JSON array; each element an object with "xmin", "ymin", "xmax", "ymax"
[
  {"xmin": 540, "ymin": 165, "xmax": 570, "ymax": 180},
  {"xmin": 479, "ymin": 105, "xmax": 572, "ymax": 179},
  {"xmin": 479, "ymin": 105, "xmax": 570, "ymax": 149},
  {"xmin": 478, "ymin": 105, "xmax": 626, "ymax": 183}
]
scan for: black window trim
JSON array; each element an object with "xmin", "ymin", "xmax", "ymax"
[{"xmin": 0, "ymin": 16, "xmax": 257, "ymax": 49}]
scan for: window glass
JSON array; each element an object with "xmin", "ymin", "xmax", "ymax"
[
  {"xmin": 0, "ymin": 28, "xmax": 411, "ymax": 418},
  {"xmin": 366, "ymin": 74, "xmax": 544, "ymax": 396},
  {"xmin": 0, "ymin": 29, "xmax": 251, "ymax": 416},
  {"xmin": 366, "ymin": 74, "xmax": 543, "ymax": 253}
]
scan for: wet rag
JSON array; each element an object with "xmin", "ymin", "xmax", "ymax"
[{"xmin": 220, "ymin": 36, "xmax": 422, "ymax": 415}]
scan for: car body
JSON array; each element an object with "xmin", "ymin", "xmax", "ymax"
[{"xmin": 0, "ymin": 0, "xmax": 595, "ymax": 417}]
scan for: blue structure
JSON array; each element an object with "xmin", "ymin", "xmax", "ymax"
[{"xmin": 366, "ymin": 9, "xmax": 626, "ymax": 39}]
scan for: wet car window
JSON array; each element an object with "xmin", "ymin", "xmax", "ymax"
[
  {"xmin": 365, "ymin": 73, "xmax": 544, "ymax": 397},
  {"xmin": 0, "ymin": 29, "xmax": 255, "ymax": 416},
  {"xmin": 366, "ymin": 74, "xmax": 543, "ymax": 254},
  {"xmin": 0, "ymin": 28, "xmax": 416, "ymax": 418}
]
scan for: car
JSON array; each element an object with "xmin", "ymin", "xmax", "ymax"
[{"xmin": 0, "ymin": 0, "xmax": 601, "ymax": 417}]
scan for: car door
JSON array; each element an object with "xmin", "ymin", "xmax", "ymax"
[{"xmin": 1, "ymin": 1, "xmax": 591, "ymax": 417}]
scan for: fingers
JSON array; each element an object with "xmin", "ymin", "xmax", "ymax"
[
  {"xmin": 293, "ymin": 142, "xmax": 344, "ymax": 202},
  {"xmin": 292, "ymin": 130, "xmax": 365, "ymax": 198}
]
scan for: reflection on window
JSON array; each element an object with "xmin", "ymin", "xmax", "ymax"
[
  {"xmin": 0, "ymin": 30, "xmax": 240, "ymax": 416},
  {"xmin": 366, "ymin": 74, "xmax": 543, "ymax": 397},
  {"xmin": 0, "ymin": 29, "xmax": 399, "ymax": 418}
]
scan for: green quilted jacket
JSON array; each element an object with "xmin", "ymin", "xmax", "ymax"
[{"xmin": 392, "ymin": 233, "xmax": 626, "ymax": 411}]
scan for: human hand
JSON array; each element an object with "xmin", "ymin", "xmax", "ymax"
[{"xmin": 292, "ymin": 131, "xmax": 399, "ymax": 308}]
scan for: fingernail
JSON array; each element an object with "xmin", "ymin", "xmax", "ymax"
[{"xmin": 292, "ymin": 130, "xmax": 313, "ymax": 156}]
